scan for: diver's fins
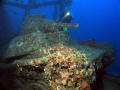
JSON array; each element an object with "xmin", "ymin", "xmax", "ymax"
[{"xmin": 63, "ymin": 27, "xmax": 68, "ymax": 31}]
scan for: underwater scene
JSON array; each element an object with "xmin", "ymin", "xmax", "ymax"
[{"xmin": 0, "ymin": 0, "xmax": 120, "ymax": 90}]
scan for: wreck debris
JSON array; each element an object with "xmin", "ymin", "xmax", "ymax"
[
  {"xmin": 10, "ymin": 44, "xmax": 105, "ymax": 90},
  {"xmin": 5, "ymin": 14, "xmax": 79, "ymax": 61},
  {"xmin": 19, "ymin": 14, "xmax": 80, "ymax": 35},
  {"xmin": 1, "ymin": 13, "xmax": 116, "ymax": 90},
  {"xmin": 80, "ymin": 39, "xmax": 116, "ymax": 69}
]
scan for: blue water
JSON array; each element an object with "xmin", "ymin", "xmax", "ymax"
[{"xmin": 3, "ymin": 0, "xmax": 120, "ymax": 74}]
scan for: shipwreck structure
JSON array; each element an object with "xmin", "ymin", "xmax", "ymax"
[
  {"xmin": 0, "ymin": 13, "xmax": 116, "ymax": 90},
  {"xmin": 2, "ymin": 0, "xmax": 73, "ymax": 20},
  {"xmin": 0, "ymin": 0, "xmax": 118, "ymax": 90}
]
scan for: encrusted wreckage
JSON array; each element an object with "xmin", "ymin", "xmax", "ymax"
[
  {"xmin": 0, "ymin": 14, "xmax": 116, "ymax": 90},
  {"xmin": 19, "ymin": 14, "xmax": 79, "ymax": 35}
]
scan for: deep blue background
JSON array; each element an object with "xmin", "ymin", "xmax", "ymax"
[{"xmin": 5, "ymin": 0, "xmax": 120, "ymax": 74}]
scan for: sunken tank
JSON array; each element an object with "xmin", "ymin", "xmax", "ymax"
[{"xmin": 0, "ymin": 13, "xmax": 116, "ymax": 90}]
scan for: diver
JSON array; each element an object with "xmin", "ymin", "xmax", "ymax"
[{"xmin": 57, "ymin": 8, "xmax": 74, "ymax": 31}]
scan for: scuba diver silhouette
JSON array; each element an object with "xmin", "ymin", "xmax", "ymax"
[{"xmin": 57, "ymin": 7, "xmax": 74, "ymax": 31}]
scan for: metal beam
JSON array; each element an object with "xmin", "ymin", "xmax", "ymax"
[{"xmin": 2, "ymin": 1, "xmax": 60, "ymax": 9}]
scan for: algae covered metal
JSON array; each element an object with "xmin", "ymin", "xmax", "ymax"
[{"xmin": 1, "ymin": 13, "xmax": 115, "ymax": 90}]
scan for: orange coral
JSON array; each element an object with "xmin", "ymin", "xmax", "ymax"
[
  {"xmin": 82, "ymin": 82, "xmax": 89, "ymax": 89},
  {"xmin": 57, "ymin": 47, "xmax": 60, "ymax": 51},
  {"xmin": 60, "ymin": 52, "xmax": 64, "ymax": 55},
  {"xmin": 74, "ymin": 59, "xmax": 77, "ymax": 62},
  {"xmin": 64, "ymin": 62, "xmax": 68, "ymax": 67},
  {"xmin": 34, "ymin": 60, "xmax": 40, "ymax": 65},
  {"xmin": 90, "ymin": 65, "xmax": 92, "ymax": 68},
  {"xmin": 52, "ymin": 82, "xmax": 56, "ymax": 89},
  {"xmin": 79, "ymin": 71, "xmax": 83, "ymax": 76}
]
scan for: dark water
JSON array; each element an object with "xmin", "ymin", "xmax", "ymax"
[{"xmin": 0, "ymin": 0, "xmax": 120, "ymax": 75}]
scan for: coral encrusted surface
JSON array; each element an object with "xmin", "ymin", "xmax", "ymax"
[{"xmin": 0, "ymin": 13, "xmax": 116, "ymax": 90}]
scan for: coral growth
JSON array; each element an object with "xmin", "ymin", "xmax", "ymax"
[
  {"xmin": 82, "ymin": 82, "xmax": 90, "ymax": 89},
  {"xmin": 10, "ymin": 43, "xmax": 110, "ymax": 89},
  {"xmin": 3, "ymin": 13, "xmax": 116, "ymax": 90},
  {"xmin": 11, "ymin": 44, "xmax": 104, "ymax": 89},
  {"xmin": 42, "ymin": 44, "xmax": 97, "ymax": 90}
]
